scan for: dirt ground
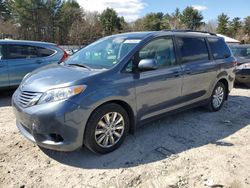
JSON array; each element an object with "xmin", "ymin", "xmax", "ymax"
[{"xmin": 0, "ymin": 86, "xmax": 250, "ymax": 188}]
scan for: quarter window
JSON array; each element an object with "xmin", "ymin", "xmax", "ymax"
[
  {"xmin": 177, "ymin": 37, "xmax": 209, "ymax": 63},
  {"xmin": 138, "ymin": 38, "xmax": 176, "ymax": 69},
  {"xmin": 7, "ymin": 45, "xmax": 38, "ymax": 59},
  {"xmin": 208, "ymin": 38, "xmax": 231, "ymax": 60},
  {"xmin": 37, "ymin": 47, "xmax": 55, "ymax": 57}
]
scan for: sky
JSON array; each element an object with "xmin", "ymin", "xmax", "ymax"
[{"xmin": 77, "ymin": 0, "xmax": 250, "ymax": 22}]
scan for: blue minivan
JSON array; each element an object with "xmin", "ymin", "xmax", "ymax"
[
  {"xmin": 12, "ymin": 31, "xmax": 237, "ymax": 154},
  {"xmin": 0, "ymin": 40, "xmax": 68, "ymax": 90}
]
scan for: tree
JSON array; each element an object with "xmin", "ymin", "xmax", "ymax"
[
  {"xmin": 69, "ymin": 11, "xmax": 102, "ymax": 45},
  {"xmin": 100, "ymin": 8, "xmax": 121, "ymax": 35},
  {"xmin": 217, "ymin": 13, "xmax": 229, "ymax": 35},
  {"xmin": 204, "ymin": 20, "xmax": 217, "ymax": 33},
  {"xmin": 56, "ymin": 0, "xmax": 83, "ymax": 44},
  {"xmin": 244, "ymin": 16, "xmax": 250, "ymax": 41},
  {"xmin": 229, "ymin": 17, "xmax": 242, "ymax": 38},
  {"xmin": 181, "ymin": 6, "xmax": 204, "ymax": 30},
  {"xmin": 142, "ymin": 12, "xmax": 165, "ymax": 31},
  {"xmin": 0, "ymin": 0, "xmax": 11, "ymax": 21},
  {"xmin": 165, "ymin": 8, "xmax": 182, "ymax": 29},
  {"xmin": 10, "ymin": 0, "xmax": 82, "ymax": 43}
]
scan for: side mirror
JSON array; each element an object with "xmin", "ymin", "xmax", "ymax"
[{"xmin": 138, "ymin": 59, "xmax": 158, "ymax": 71}]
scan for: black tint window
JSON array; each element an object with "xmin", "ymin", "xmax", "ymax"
[
  {"xmin": 139, "ymin": 38, "xmax": 176, "ymax": 69},
  {"xmin": 177, "ymin": 37, "xmax": 209, "ymax": 63},
  {"xmin": 208, "ymin": 38, "xmax": 231, "ymax": 59},
  {"xmin": 8, "ymin": 45, "xmax": 38, "ymax": 59},
  {"xmin": 37, "ymin": 47, "xmax": 55, "ymax": 57}
]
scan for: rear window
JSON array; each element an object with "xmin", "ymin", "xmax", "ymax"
[
  {"xmin": 177, "ymin": 37, "xmax": 209, "ymax": 63},
  {"xmin": 7, "ymin": 45, "xmax": 38, "ymax": 59},
  {"xmin": 37, "ymin": 47, "xmax": 55, "ymax": 57},
  {"xmin": 208, "ymin": 38, "xmax": 231, "ymax": 60}
]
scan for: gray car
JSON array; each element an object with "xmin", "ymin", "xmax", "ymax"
[
  {"xmin": 229, "ymin": 44, "xmax": 250, "ymax": 86},
  {"xmin": 0, "ymin": 40, "xmax": 68, "ymax": 90},
  {"xmin": 12, "ymin": 31, "xmax": 236, "ymax": 154}
]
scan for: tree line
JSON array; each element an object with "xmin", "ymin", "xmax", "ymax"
[{"xmin": 0, "ymin": 0, "xmax": 250, "ymax": 45}]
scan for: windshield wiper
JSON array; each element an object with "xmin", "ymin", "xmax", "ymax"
[{"xmin": 67, "ymin": 63, "xmax": 92, "ymax": 71}]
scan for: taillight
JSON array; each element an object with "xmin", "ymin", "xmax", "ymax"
[
  {"xmin": 61, "ymin": 50, "xmax": 69, "ymax": 62},
  {"xmin": 57, "ymin": 46, "xmax": 69, "ymax": 62},
  {"xmin": 232, "ymin": 60, "xmax": 237, "ymax": 66}
]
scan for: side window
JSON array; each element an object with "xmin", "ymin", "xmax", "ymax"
[
  {"xmin": 208, "ymin": 38, "xmax": 231, "ymax": 60},
  {"xmin": 7, "ymin": 45, "xmax": 38, "ymax": 59},
  {"xmin": 37, "ymin": 47, "xmax": 55, "ymax": 57},
  {"xmin": 138, "ymin": 38, "xmax": 176, "ymax": 69},
  {"xmin": 177, "ymin": 37, "xmax": 209, "ymax": 63}
]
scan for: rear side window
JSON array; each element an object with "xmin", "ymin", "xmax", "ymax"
[
  {"xmin": 37, "ymin": 47, "xmax": 55, "ymax": 57},
  {"xmin": 208, "ymin": 38, "xmax": 231, "ymax": 59},
  {"xmin": 7, "ymin": 45, "xmax": 38, "ymax": 59},
  {"xmin": 177, "ymin": 37, "xmax": 209, "ymax": 63}
]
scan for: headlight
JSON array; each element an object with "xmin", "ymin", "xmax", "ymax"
[
  {"xmin": 38, "ymin": 85, "xmax": 87, "ymax": 104},
  {"xmin": 237, "ymin": 63, "xmax": 250, "ymax": 70}
]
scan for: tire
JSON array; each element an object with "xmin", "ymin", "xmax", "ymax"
[
  {"xmin": 208, "ymin": 82, "xmax": 226, "ymax": 112},
  {"xmin": 84, "ymin": 103, "xmax": 129, "ymax": 154}
]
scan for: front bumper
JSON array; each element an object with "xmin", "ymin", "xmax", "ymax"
[
  {"xmin": 12, "ymin": 91, "xmax": 93, "ymax": 152},
  {"xmin": 235, "ymin": 69, "xmax": 250, "ymax": 84}
]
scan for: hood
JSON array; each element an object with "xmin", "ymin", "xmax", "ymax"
[{"xmin": 20, "ymin": 64, "xmax": 102, "ymax": 92}]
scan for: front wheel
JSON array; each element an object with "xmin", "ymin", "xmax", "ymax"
[
  {"xmin": 208, "ymin": 82, "xmax": 226, "ymax": 112},
  {"xmin": 84, "ymin": 103, "xmax": 129, "ymax": 154}
]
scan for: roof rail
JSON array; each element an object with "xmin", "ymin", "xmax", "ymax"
[{"xmin": 162, "ymin": 29, "xmax": 217, "ymax": 36}]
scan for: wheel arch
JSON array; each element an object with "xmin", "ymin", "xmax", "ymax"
[
  {"xmin": 86, "ymin": 100, "xmax": 136, "ymax": 134},
  {"xmin": 217, "ymin": 78, "xmax": 229, "ymax": 100}
]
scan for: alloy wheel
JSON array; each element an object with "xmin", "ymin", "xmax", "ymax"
[
  {"xmin": 212, "ymin": 86, "xmax": 224, "ymax": 109},
  {"xmin": 94, "ymin": 112, "xmax": 125, "ymax": 148}
]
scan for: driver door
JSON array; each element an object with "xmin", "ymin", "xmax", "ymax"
[{"xmin": 133, "ymin": 37, "xmax": 183, "ymax": 121}]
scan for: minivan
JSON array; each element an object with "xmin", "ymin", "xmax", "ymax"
[
  {"xmin": 0, "ymin": 40, "xmax": 68, "ymax": 90},
  {"xmin": 12, "ymin": 31, "xmax": 236, "ymax": 154}
]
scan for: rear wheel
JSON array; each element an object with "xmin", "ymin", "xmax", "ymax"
[
  {"xmin": 208, "ymin": 82, "xmax": 226, "ymax": 112},
  {"xmin": 84, "ymin": 103, "xmax": 129, "ymax": 154}
]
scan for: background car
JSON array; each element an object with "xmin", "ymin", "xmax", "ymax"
[
  {"xmin": 230, "ymin": 44, "xmax": 250, "ymax": 86},
  {"xmin": 0, "ymin": 40, "xmax": 68, "ymax": 90}
]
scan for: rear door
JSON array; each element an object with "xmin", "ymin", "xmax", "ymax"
[
  {"xmin": 207, "ymin": 37, "xmax": 235, "ymax": 90},
  {"xmin": 176, "ymin": 36, "xmax": 217, "ymax": 105},
  {"xmin": 133, "ymin": 37, "xmax": 183, "ymax": 121},
  {"xmin": 6, "ymin": 44, "xmax": 43, "ymax": 86},
  {"xmin": 0, "ymin": 44, "xmax": 9, "ymax": 88}
]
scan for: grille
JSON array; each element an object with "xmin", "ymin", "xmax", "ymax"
[{"xmin": 17, "ymin": 90, "xmax": 42, "ymax": 108}]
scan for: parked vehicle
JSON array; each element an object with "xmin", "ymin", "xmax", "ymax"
[
  {"xmin": 0, "ymin": 40, "xmax": 68, "ymax": 89},
  {"xmin": 229, "ymin": 44, "xmax": 250, "ymax": 86},
  {"xmin": 12, "ymin": 30, "xmax": 236, "ymax": 154}
]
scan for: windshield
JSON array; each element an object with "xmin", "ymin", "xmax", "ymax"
[
  {"xmin": 231, "ymin": 46, "xmax": 250, "ymax": 59},
  {"xmin": 65, "ymin": 36, "xmax": 141, "ymax": 69}
]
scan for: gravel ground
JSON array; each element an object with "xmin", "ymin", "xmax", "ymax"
[{"xmin": 0, "ymin": 86, "xmax": 250, "ymax": 188}]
